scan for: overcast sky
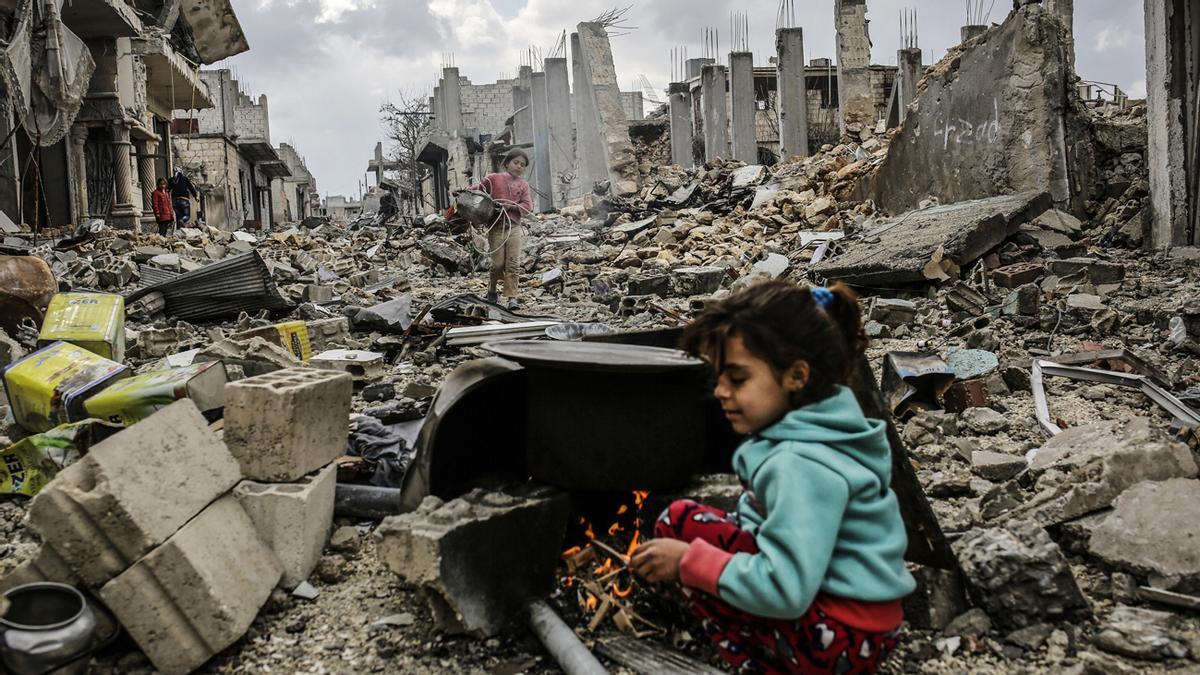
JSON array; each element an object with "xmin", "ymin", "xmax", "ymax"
[{"xmin": 217, "ymin": 0, "xmax": 1148, "ymax": 199}]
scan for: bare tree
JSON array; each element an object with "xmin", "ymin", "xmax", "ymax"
[{"xmin": 380, "ymin": 90, "xmax": 432, "ymax": 214}]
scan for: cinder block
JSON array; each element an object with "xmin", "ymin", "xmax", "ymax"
[
  {"xmin": 29, "ymin": 400, "xmax": 242, "ymax": 587},
  {"xmin": 233, "ymin": 464, "xmax": 336, "ymax": 588},
  {"xmin": 99, "ymin": 495, "xmax": 282, "ymax": 675},
  {"xmin": 376, "ymin": 487, "xmax": 569, "ymax": 636},
  {"xmin": 223, "ymin": 368, "xmax": 352, "ymax": 481}
]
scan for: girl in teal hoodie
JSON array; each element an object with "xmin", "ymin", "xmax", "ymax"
[{"xmin": 631, "ymin": 280, "xmax": 914, "ymax": 674}]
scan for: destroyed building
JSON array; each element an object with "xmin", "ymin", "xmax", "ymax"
[
  {"xmin": 0, "ymin": 0, "xmax": 250, "ymax": 233},
  {"xmin": 1, "ymin": 1, "xmax": 1200, "ymax": 674}
]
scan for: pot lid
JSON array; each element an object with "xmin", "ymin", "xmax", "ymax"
[{"xmin": 482, "ymin": 340, "xmax": 705, "ymax": 373}]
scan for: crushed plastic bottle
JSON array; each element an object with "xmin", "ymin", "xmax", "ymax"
[{"xmin": 1169, "ymin": 316, "xmax": 1187, "ymax": 348}]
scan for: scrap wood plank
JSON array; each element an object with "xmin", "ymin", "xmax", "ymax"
[
  {"xmin": 1137, "ymin": 587, "xmax": 1200, "ymax": 612},
  {"xmin": 595, "ymin": 636, "xmax": 726, "ymax": 675}
]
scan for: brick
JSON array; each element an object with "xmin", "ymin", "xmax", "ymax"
[
  {"xmin": 991, "ymin": 261, "xmax": 1044, "ymax": 288},
  {"xmin": 29, "ymin": 400, "xmax": 242, "ymax": 587},
  {"xmin": 223, "ymin": 367, "xmax": 352, "ymax": 481},
  {"xmin": 376, "ymin": 487, "xmax": 569, "ymax": 636},
  {"xmin": 99, "ymin": 495, "xmax": 282, "ymax": 674},
  {"xmin": 233, "ymin": 465, "xmax": 336, "ymax": 588}
]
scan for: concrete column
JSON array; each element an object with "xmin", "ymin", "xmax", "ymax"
[
  {"xmin": 530, "ymin": 71, "xmax": 553, "ymax": 212},
  {"xmin": 835, "ymin": 0, "xmax": 874, "ymax": 134},
  {"xmin": 575, "ymin": 24, "xmax": 640, "ymax": 195},
  {"xmin": 432, "ymin": 85, "xmax": 442, "ymax": 130},
  {"xmin": 68, "ymin": 125, "xmax": 89, "ymax": 223},
  {"xmin": 513, "ymin": 66, "xmax": 533, "ymax": 145},
  {"xmin": 667, "ymin": 82, "xmax": 694, "ymax": 166},
  {"xmin": 544, "ymin": 57, "xmax": 575, "ymax": 205},
  {"xmin": 700, "ymin": 64, "xmax": 729, "ymax": 163},
  {"xmin": 137, "ymin": 139, "xmax": 158, "ymax": 216},
  {"xmin": 960, "ymin": 25, "xmax": 987, "ymax": 43},
  {"xmin": 441, "ymin": 67, "xmax": 462, "ymax": 133},
  {"xmin": 729, "ymin": 52, "xmax": 756, "ymax": 163},
  {"xmin": 108, "ymin": 122, "xmax": 139, "ymax": 229},
  {"xmin": 896, "ymin": 48, "xmax": 923, "ymax": 124},
  {"xmin": 685, "ymin": 58, "xmax": 713, "ymax": 81},
  {"xmin": 1144, "ymin": 0, "xmax": 1199, "ymax": 248},
  {"xmin": 776, "ymin": 27, "xmax": 809, "ymax": 160},
  {"xmin": 571, "ymin": 32, "xmax": 607, "ymax": 191},
  {"xmin": 1046, "ymin": 0, "xmax": 1075, "ymax": 71}
]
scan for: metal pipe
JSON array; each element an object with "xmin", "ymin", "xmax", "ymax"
[
  {"xmin": 334, "ymin": 483, "xmax": 405, "ymax": 519},
  {"xmin": 526, "ymin": 600, "xmax": 609, "ymax": 675}
]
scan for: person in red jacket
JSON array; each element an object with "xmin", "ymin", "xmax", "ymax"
[{"xmin": 151, "ymin": 177, "xmax": 174, "ymax": 236}]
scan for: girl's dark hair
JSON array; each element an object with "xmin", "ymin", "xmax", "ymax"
[
  {"xmin": 680, "ymin": 279, "xmax": 867, "ymax": 406},
  {"xmin": 502, "ymin": 147, "xmax": 529, "ymax": 168}
]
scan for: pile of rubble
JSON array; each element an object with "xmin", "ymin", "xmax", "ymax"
[{"xmin": 1, "ymin": 32, "xmax": 1200, "ymax": 675}]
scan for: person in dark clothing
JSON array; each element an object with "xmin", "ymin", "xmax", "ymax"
[{"xmin": 168, "ymin": 169, "xmax": 199, "ymax": 225}]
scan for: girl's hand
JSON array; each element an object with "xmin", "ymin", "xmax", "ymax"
[{"xmin": 630, "ymin": 539, "xmax": 690, "ymax": 584}]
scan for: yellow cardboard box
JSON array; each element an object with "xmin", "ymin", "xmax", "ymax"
[
  {"xmin": 232, "ymin": 320, "xmax": 312, "ymax": 361},
  {"xmin": 38, "ymin": 292, "xmax": 126, "ymax": 362},
  {"xmin": 2, "ymin": 341, "xmax": 129, "ymax": 433},
  {"xmin": 85, "ymin": 362, "xmax": 228, "ymax": 426}
]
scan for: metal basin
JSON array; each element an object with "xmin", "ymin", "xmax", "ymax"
[{"xmin": 0, "ymin": 582, "xmax": 96, "ymax": 675}]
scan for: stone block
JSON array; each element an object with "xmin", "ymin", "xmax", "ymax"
[
  {"xmin": 376, "ymin": 487, "xmax": 569, "ymax": 636},
  {"xmin": 99, "ymin": 495, "xmax": 282, "ymax": 675},
  {"xmin": 954, "ymin": 520, "xmax": 1090, "ymax": 631},
  {"xmin": 310, "ymin": 349, "xmax": 386, "ymax": 382},
  {"xmin": 223, "ymin": 368, "xmax": 352, "ymax": 481},
  {"xmin": 233, "ymin": 465, "xmax": 336, "ymax": 588},
  {"xmin": 971, "ymin": 451, "xmax": 1027, "ymax": 482},
  {"xmin": 1088, "ymin": 479, "xmax": 1200, "ymax": 593},
  {"xmin": 1013, "ymin": 418, "xmax": 1198, "ymax": 526},
  {"xmin": 670, "ymin": 266, "xmax": 724, "ymax": 296},
  {"xmin": 1049, "ymin": 257, "xmax": 1126, "ymax": 286},
  {"xmin": 28, "ymin": 400, "xmax": 242, "ymax": 587},
  {"xmin": 626, "ymin": 273, "xmax": 671, "ymax": 297}
]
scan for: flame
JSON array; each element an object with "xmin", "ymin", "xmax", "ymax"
[
  {"xmin": 584, "ymin": 521, "xmax": 596, "ymax": 540},
  {"xmin": 562, "ymin": 545, "xmax": 582, "ymax": 559},
  {"xmin": 611, "ymin": 580, "xmax": 633, "ymax": 598},
  {"xmin": 607, "ymin": 521, "xmax": 623, "ymax": 536},
  {"xmin": 585, "ymin": 594, "xmax": 599, "ymax": 611},
  {"xmin": 625, "ymin": 529, "xmax": 642, "ymax": 557}
]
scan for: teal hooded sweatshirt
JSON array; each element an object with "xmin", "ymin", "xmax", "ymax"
[{"xmin": 678, "ymin": 386, "xmax": 915, "ymax": 621}]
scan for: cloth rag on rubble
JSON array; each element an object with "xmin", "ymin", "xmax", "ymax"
[{"xmin": 346, "ymin": 415, "xmax": 415, "ymax": 488}]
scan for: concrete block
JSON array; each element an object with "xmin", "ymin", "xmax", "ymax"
[
  {"xmin": 670, "ymin": 266, "xmax": 724, "ymax": 297},
  {"xmin": 954, "ymin": 520, "xmax": 1090, "ymax": 630},
  {"xmin": 99, "ymin": 495, "xmax": 282, "ymax": 675},
  {"xmin": 223, "ymin": 368, "xmax": 352, "ymax": 481},
  {"xmin": 376, "ymin": 487, "xmax": 569, "ymax": 636},
  {"xmin": 28, "ymin": 400, "xmax": 242, "ymax": 587},
  {"xmin": 233, "ymin": 464, "xmax": 336, "ymax": 588},
  {"xmin": 1088, "ymin": 479, "xmax": 1200, "ymax": 593},
  {"xmin": 626, "ymin": 273, "xmax": 671, "ymax": 297}
]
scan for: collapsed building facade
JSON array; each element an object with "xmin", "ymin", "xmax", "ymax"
[
  {"xmin": 172, "ymin": 70, "xmax": 317, "ymax": 230},
  {"xmin": 0, "ymin": 0, "xmax": 252, "ymax": 232},
  {"xmin": 2, "ymin": 1, "xmax": 1200, "ymax": 674}
]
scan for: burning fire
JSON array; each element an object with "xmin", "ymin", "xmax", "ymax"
[{"xmin": 558, "ymin": 491, "xmax": 662, "ymax": 637}]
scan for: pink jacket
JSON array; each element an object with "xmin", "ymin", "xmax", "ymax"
[{"xmin": 470, "ymin": 172, "xmax": 532, "ymax": 225}]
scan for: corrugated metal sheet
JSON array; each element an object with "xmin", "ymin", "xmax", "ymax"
[
  {"xmin": 126, "ymin": 251, "xmax": 291, "ymax": 322},
  {"xmin": 136, "ymin": 265, "xmax": 179, "ymax": 288}
]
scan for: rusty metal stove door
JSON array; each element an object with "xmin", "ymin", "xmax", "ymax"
[{"xmin": 83, "ymin": 130, "xmax": 113, "ymax": 217}]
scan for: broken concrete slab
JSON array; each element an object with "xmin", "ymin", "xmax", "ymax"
[
  {"xmin": 352, "ymin": 295, "xmax": 413, "ymax": 333},
  {"xmin": 234, "ymin": 464, "xmax": 337, "ymax": 588},
  {"xmin": 1088, "ymin": 479, "xmax": 1200, "ymax": 593},
  {"xmin": 223, "ymin": 368, "xmax": 353, "ymax": 481},
  {"xmin": 870, "ymin": 5, "xmax": 1094, "ymax": 213},
  {"xmin": 971, "ymin": 451, "xmax": 1027, "ymax": 482},
  {"xmin": 1014, "ymin": 418, "xmax": 1199, "ymax": 526},
  {"xmin": 1093, "ymin": 606, "xmax": 1192, "ymax": 662},
  {"xmin": 954, "ymin": 520, "xmax": 1090, "ymax": 630},
  {"xmin": 814, "ymin": 192, "xmax": 1052, "ymax": 286},
  {"xmin": 99, "ymin": 495, "xmax": 281, "ymax": 674},
  {"xmin": 376, "ymin": 487, "xmax": 570, "ymax": 636},
  {"xmin": 29, "ymin": 400, "xmax": 242, "ymax": 587},
  {"xmin": 1048, "ymin": 258, "xmax": 1126, "ymax": 286},
  {"xmin": 311, "ymin": 349, "xmax": 386, "ymax": 382}
]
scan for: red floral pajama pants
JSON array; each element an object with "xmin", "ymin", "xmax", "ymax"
[{"xmin": 656, "ymin": 499, "xmax": 902, "ymax": 675}]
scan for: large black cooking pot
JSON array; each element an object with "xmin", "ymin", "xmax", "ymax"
[{"xmin": 483, "ymin": 340, "xmax": 721, "ymax": 491}]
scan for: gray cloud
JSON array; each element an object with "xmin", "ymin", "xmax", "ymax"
[{"xmin": 222, "ymin": 0, "xmax": 1148, "ymax": 199}]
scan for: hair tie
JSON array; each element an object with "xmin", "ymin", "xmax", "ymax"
[{"xmin": 811, "ymin": 287, "xmax": 835, "ymax": 309}]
